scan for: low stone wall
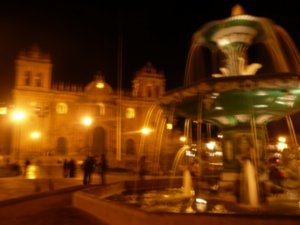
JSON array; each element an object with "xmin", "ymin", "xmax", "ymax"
[
  {"xmin": 73, "ymin": 179, "xmax": 300, "ymax": 225},
  {"xmin": 0, "ymin": 185, "xmax": 86, "ymax": 220}
]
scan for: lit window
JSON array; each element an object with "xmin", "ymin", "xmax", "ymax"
[
  {"xmin": 96, "ymin": 103, "xmax": 105, "ymax": 116},
  {"xmin": 126, "ymin": 108, "xmax": 135, "ymax": 119},
  {"xmin": 96, "ymin": 82, "xmax": 105, "ymax": 89},
  {"xmin": 56, "ymin": 102, "xmax": 68, "ymax": 114}
]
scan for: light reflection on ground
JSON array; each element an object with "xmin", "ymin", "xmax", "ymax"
[{"xmin": 26, "ymin": 165, "xmax": 40, "ymax": 179}]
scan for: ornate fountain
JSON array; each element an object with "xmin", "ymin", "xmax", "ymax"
[
  {"xmin": 161, "ymin": 5, "xmax": 300, "ymax": 203},
  {"xmin": 73, "ymin": 5, "xmax": 300, "ymax": 224}
]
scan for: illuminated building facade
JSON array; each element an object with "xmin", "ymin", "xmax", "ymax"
[{"xmin": 10, "ymin": 46, "xmax": 166, "ymax": 167}]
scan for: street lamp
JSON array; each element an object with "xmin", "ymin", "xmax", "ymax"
[
  {"xmin": 82, "ymin": 116, "xmax": 93, "ymax": 127},
  {"xmin": 81, "ymin": 116, "xmax": 93, "ymax": 153},
  {"xmin": 140, "ymin": 127, "xmax": 152, "ymax": 135},
  {"xmin": 276, "ymin": 136, "xmax": 288, "ymax": 152},
  {"xmin": 11, "ymin": 109, "xmax": 26, "ymax": 162},
  {"xmin": 179, "ymin": 136, "xmax": 187, "ymax": 143}
]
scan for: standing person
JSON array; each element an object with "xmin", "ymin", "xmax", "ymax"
[
  {"xmin": 69, "ymin": 158, "xmax": 76, "ymax": 178},
  {"xmin": 63, "ymin": 159, "xmax": 70, "ymax": 178},
  {"xmin": 82, "ymin": 156, "xmax": 95, "ymax": 185},
  {"xmin": 138, "ymin": 155, "xmax": 147, "ymax": 181},
  {"xmin": 24, "ymin": 159, "xmax": 31, "ymax": 176},
  {"xmin": 97, "ymin": 154, "xmax": 107, "ymax": 185}
]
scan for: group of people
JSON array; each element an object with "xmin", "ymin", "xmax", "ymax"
[
  {"xmin": 82, "ymin": 154, "xmax": 107, "ymax": 185},
  {"xmin": 63, "ymin": 158, "xmax": 76, "ymax": 178}
]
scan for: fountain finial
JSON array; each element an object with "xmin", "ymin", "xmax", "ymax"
[{"xmin": 231, "ymin": 4, "xmax": 246, "ymax": 16}]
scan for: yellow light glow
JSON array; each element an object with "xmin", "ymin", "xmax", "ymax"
[
  {"xmin": 82, "ymin": 116, "xmax": 93, "ymax": 126},
  {"xmin": 206, "ymin": 141, "xmax": 216, "ymax": 150},
  {"xmin": 96, "ymin": 82, "xmax": 105, "ymax": 89},
  {"xmin": 166, "ymin": 123, "xmax": 173, "ymax": 130},
  {"xmin": 30, "ymin": 131, "xmax": 41, "ymax": 139},
  {"xmin": 26, "ymin": 165, "xmax": 39, "ymax": 179},
  {"xmin": 11, "ymin": 110, "xmax": 26, "ymax": 122},
  {"xmin": 276, "ymin": 142, "xmax": 287, "ymax": 152},
  {"xmin": 141, "ymin": 127, "xmax": 152, "ymax": 135},
  {"xmin": 179, "ymin": 136, "xmax": 187, "ymax": 142},
  {"xmin": 217, "ymin": 134, "xmax": 223, "ymax": 139},
  {"xmin": 195, "ymin": 198, "xmax": 207, "ymax": 212},
  {"xmin": 278, "ymin": 136, "xmax": 286, "ymax": 143},
  {"xmin": 126, "ymin": 107, "xmax": 135, "ymax": 119},
  {"xmin": 0, "ymin": 107, "xmax": 7, "ymax": 115}
]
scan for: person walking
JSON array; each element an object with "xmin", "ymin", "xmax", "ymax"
[
  {"xmin": 69, "ymin": 158, "xmax": 76, "ymax": 178},
  {"xmin": 82, "ymin": 156, "xmax": 95, "ymax": 185},
  {"xmin": 63, "ymin": 159, "xmax": 70, "ymax": 178},
  {"xmin": 23, "ymin": 159, "xmax": 31, "ymax": 176},
  {"xmin": 138, "ymin": 155, "xmax": 147, "ymax": 181},
  {"xmin": 96, "ymin": 154, "xmax": 107, "ymax": 185}
]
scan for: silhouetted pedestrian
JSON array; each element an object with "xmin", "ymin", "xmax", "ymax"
[
  {"xmin": 24, "ymin": 159, "xmax": 31, "ymax": 175},
  {"xmin": 138, "ymin": 155, "xmax": 147, "ymax": 180},
  {"xmin": 96, "ymin": 154, "xmax": 108, "ymax": 184},
  {"xmin": 63, "ymin": 159, "xmax": 70, "ymax": 178},
  {"xmin": 82, "ymin": 156, "xmax": 95, "ymax": 185},
  {"xmin": 69, "ymin": 158, "xmax": 76, "ymax": 178}
]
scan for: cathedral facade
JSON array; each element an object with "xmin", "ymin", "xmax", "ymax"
[{"xmin": 10, "ymin": 46, "xmax": 167, "ymax": 169}]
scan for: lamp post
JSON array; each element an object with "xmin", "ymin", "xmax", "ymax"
[
  {"xmin": 11, "ymin": 110, "xmax": 26, "ymax": 162},
  {"xmin": 81, "ymin": 116, "xmax": 93, "ymax": 154}
]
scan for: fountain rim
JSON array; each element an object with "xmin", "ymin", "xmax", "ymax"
[
  {"xmin": 159, "ymin": 72, "xmax": 300, "ymax": 105},
  {"xmin": 194, "ymin": 14, "xmax": 273, "ymax": 46},
  {"xmin": 73, "ymin": 180, "xmax": 300, "ymax": 223}
]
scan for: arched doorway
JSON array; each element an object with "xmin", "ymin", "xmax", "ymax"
[
  {"xmin": 56, "ymin": 137, "xmax": 67, "ymax": 155},
  {"xmin": 91, "ymin": 127, "xmax": 106, "ymax": 156},
  {"xmin": 126, "ymin": 139, "xmax": 136, "ymax": 155}
]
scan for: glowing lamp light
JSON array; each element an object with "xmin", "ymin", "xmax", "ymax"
[
  {"xmin": 276, "ymin": 142, "xmax": 287, "ymax": 152},
  {"xmin": 217, "ymin": 134, "xmax": 223, "ymax": 139},
  {"xmin": 30, "ymin": 131, "xmax": 41, "ymax": 139},
  {"xmin": 166, "ymin": 123, "xmax": 173, "ymax": 130},
  {"xmin": 82, "ymin": 116, "xmax": 93, "ymax": 126},
  {"xmin": 179, "ymin": 136, "xmax": 187, "ymax": 142},
  {"xmin": 278, "ymin": 136, "xmax": 286, "ymax": 143},
  {"xmin": 141, "ymin": 127, "xmax": 151, "ymax": 135},
  {"xmin": 195, "ymin": 198, "xmax": 207, "ymax": 212},
  {"xmin": 96, "ymin": 82, "xmax": 105, "ymax": 89},
  {"xmin": 206, "ymin": 141, "xmax": 216, "ymax": 150},
  {"xmin": 11, "ymin": 110, "xmax": 26, "ymax": 122},
  {"xmin": 186, "ymin": 150, "xmax": 195, "ymax": 157}
]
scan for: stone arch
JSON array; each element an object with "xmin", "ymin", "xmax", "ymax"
[
  {"xmin": 91, "ymin": 127, "xmax": 106, "ymax": 156},
  {"xmin": 56, "ymin": 137, "xmax": 67, "ymax": 155},
  {"xmin": 126, "ymin": 139, "xmax": 136, "ymax": 155}
]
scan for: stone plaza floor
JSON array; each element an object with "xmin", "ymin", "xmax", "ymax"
[{"xmin": 0, "ymin": 164, "xmax": 138, "ymax": 225}]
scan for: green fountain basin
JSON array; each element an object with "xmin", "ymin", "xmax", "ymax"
[{"xmin": 161, "ymin": 73, "xmax": 300, "ymax": 128}]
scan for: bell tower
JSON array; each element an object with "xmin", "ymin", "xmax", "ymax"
[
  {"xmin": 132, "ymin": 62, "xmax": 165, "ymax": 98},
  {"xmin": 15, "ymin": 45, "xmax": 52, "ymax": 90}
]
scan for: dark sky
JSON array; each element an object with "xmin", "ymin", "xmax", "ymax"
[{"xmin": 1, "ymin": 1, "xmax": 300, "ymax": 101}]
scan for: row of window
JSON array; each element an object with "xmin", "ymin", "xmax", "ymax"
[
  {"xmin": 56, "ymin": 102, "xmax": 136, "ymax": 119},
  {"xmin": 24, "ymin": 71, "xmax": 43, "ymax": 87}
]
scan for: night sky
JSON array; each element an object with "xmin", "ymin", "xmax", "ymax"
[{"xmin": 1, "ymin": 1, "xmax": 300, "ymax": 102}]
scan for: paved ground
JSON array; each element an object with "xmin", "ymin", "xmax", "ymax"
[
  {"xmin": 0, "ymin": 164, "xmax": 138, "ymax": 225},
  {"xmin": 0, "ymin": 165, "xmax": 137, "ymax": 201}
]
